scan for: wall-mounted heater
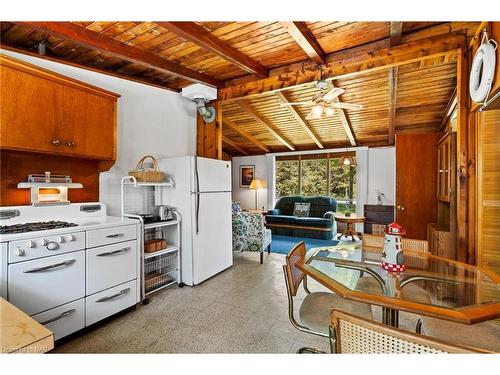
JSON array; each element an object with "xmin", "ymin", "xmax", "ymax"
[{"xmin": 182, "ymin": 83, "xmax": 218, "ymax": 123}]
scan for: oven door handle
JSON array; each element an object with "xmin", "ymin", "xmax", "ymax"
[
  {"xmin": 24, "ymin": 259, "xmax": 76, "ymax": 273},
  {"xmin": 39, "ymin": 309, "xmax": 76, "ymax": 326},
  {"xmin": 96, "ymin": 288, "xmax": 130, "ymax": 303},
  {"xmin": 97, "ymin": 247, "xmax": 130, "ymax": 257},
  {"xmin": 105, "ymin": 233, "xmax": 124, "ymax": 238}
]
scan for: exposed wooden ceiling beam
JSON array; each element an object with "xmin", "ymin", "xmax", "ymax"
[
  {"xmin": 275, "ymin": 91, "xmax": 324, "ymax": 148},
  {"xmin": 390, "ymin": 22, "xmax": 403, "ymax": 47},
  {"xmin": 388, "ymin": 67, "xmax": 398, "ymax": 145},
  {"xmin": 219, "ymin": 32, "xmax": 465, "ymax": 102},
  {"xmin": 329, "ymin": 83, "xmax": 356, "ymax": 146},
  {"xmin": 158, "ymin": 22, "xmax": 268, "ymax": 78},
  {"xmin": 15, "ymin": 22, "xmax": 221, "ymax": 87},
  {"xmin": 281, "ymin": 22, "xmax": 325, "ymax": 65},
  {"xmin": 223, "ymin": 119, "xmax": 270, "ymax": 152},
  {"xmin": 222, "ymin": 136, "xmax": 248, "ymax": 155},
  {"xmin": 238, "ymin": 101, "xmax": 295, "ymax": 151}
]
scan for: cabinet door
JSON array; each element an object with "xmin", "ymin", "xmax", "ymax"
[
  {"xmin": 59, "ymin": 87, "xmax": 115, "ymax": 159},
  {"xmin": 0, "ymin": 65, "xmax": 61, "ymax": 152},
  {"xmin": 81, "ymin": 93, "xmax": 115, "ymax": 159}
]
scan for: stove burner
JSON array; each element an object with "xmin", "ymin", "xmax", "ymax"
[{"xmin": 0, "ymin": 220, "xmax": 78, "ymax": 234}]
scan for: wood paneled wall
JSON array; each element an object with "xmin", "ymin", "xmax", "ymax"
[
  {"xmin": 0, "ymin": 150, "xmax": 100, "ymax": 206},
  {"xmin": 476, "ymin": 109, "xmax": 500, "ymax": 274},
  {"xmin": 196, "ymin": 101, "xmax": 223, "ymax": 159}
]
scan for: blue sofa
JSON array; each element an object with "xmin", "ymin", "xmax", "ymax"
[{"xmin": 266, "ymin": 196, "xmax": 337, "ymax": 240}]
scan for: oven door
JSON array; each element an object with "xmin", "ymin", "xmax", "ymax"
[{"xmin": 8, "ymin": 250, "xmax": 85, "ymax": 315}]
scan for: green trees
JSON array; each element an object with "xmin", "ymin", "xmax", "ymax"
[{"xmin": 275, "ymin": 156, "xmax": 356, "ymax": 213}]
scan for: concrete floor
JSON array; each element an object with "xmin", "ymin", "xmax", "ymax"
[{"xmin": 54, "ymin": 251, "xmax": 417, "ymax": 354}]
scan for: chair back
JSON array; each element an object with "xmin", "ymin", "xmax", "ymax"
[
  {"xmin": 330, "ymin": 310, "xmax": 485, "ymax": 354},
  {"xmin": 362, "ymin": 234, "xmax": 429, "ymax": 253},
  {"xmin": 284, "ymin": 241, "xmax": 307, "ymax": 296},
  {"xmin": 402, "ymin": 238, "xmax": 429, "ymax": 253},
  {"xmin": 362, "ymin": 234, "xmax": 384, "ymax": 249}
]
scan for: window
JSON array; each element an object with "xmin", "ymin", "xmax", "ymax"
[{"xmin": 275, "ymin": 153, "xmax": 356, "ymax": 214}]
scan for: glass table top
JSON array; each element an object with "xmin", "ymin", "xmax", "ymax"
[{"xmin": 305, "ymin": 244, "xmax": 500, "ymax": 311}]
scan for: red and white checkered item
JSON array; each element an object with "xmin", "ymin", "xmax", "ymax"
[{"xmin": 381, "ymin": 260, "xmax": 406, "ymax": 272}]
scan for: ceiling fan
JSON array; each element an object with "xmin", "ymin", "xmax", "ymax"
[{"xmin": 280, "ymin": 73, "xmax": 363, "ymax": 120}]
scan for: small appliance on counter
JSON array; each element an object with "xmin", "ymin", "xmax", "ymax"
[
  {"xmin": 17, "ymin": 172, "xmax": 83, "ymax": 206},
  {"xmin": 157, "ymin": 205, "xmax": 174, "ymax": 221}
]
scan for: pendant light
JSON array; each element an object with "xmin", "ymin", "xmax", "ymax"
[{"xmin": 341, "ymin": 148, "xmax": 356, "ymax": 166}]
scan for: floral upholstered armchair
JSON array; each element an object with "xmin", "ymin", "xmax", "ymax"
[{"xmin": 232, "ymin": 211, "xmax": 272, "ymax": 264}]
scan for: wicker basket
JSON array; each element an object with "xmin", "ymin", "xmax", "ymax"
[{"xmin": 129, "ymin": 155, "xmax": 166, "ymax": 182}]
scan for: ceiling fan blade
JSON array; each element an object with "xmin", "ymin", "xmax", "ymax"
[
  {"xmin": 323, "ymin": 87, "xmax": 345, "ymax": 101},
  {"xmin": 280, "ymin": 102, "xmax": 312, "ymax": 106},
  {"xmin": 330, "ymin": 102, "xmax": 364, "ymax": 111}
]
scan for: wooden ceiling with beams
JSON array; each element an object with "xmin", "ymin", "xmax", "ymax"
[{"xmin": 0, "ymin": 21, "xmax": 481, "ymax": 155}]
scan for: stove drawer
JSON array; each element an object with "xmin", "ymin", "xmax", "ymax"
[
  {"xmin": 8, "ymin": 232, "xmax": 86, "ymax": 264},
  {"xmin": 86, "ymin": 225, "xmax": 137, "ymax": 248},
  {"xmin": 8, "ymin": 251, "xmax": 85, "ymax": 316},
  {"xmin": 86, "ymin": 240, "xmax": 138, "ymax": 295},
  {"xmin": 86, "ymin": 280, "xmax": 137, "ymax": 326},
  {"xmin": 32, "ymin": 298, "xmax": 85, "ymax": 341}
]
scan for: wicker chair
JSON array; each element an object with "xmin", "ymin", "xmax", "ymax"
[
  {"xmin": 417, "ymin": 317, "xmax": 500, "ymax": 352},
  {"xmin": 328, "ymin": 310, "xmax": 487, "ymax": 353},
  {"xmin": 283, "ymin": 242, "xmax": 373, "ymax": 339}
]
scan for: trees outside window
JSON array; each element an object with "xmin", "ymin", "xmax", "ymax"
[
  {"xmin": 275, "ymin": 153, "xmax": 356, "ymax": 214},
  {"xmin": 275, "ymin": 160, "xmax": 299, "ymax": 198}
]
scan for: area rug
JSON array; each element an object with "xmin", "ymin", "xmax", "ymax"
[{"xmin": 269, "ymin": 235, "xmax": 339, "ymax": 255}]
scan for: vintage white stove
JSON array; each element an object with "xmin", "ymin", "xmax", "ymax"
[{"xmin": 0, "ymin": 203, "xmax": 141, "ymax": 341}]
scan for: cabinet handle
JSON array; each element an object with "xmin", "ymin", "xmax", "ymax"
[
  {"xmin": 105, "ymin": 233, "xmax": 124, "ymax": 238},
  {"xmin": 97, "ymin": 247, "xmax": 130, "ymax": 257},
  {"xmin": 39, "ymin": 309, "xmax": 76, "ymax": 325},
  {"xmin": 51, "ymin": 139, "xmax": 61, "ymax": 146},
  {"xmin": 66, "ymin": 140, "xmax": 76, "ymax": 148},
  {"xmin": 24, "ymin": 259, "xmax": 76, "ymax": 273},
  {"xmin": 96, "ymin": 288, "xmax": 130, "ymax": 303}
]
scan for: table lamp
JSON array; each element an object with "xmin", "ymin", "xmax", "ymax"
[{"xmin": 249, "ymin": 179, "xmax": 263, "ymax": 210}]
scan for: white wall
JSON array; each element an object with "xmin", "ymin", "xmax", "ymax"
[
  {"xmin": 1, "ymin": 50, "xmax": 197, "ymax": 215},
  {"xmin": 366, "ymin": 147, "xmax": 396, "ymax": 206},
  {"xmin": 231, "ymin": 155, "xmax": 269, "ymax": 210}
]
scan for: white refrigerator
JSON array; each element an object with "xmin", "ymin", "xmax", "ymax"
[{"xmin": 156, "ymin": 156, "xmax": 233, "ymax": 286}]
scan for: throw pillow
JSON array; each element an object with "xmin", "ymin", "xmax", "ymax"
[
  {"xmin": 293, "ymin": 202, "xmax": 310, "ymax": 217},
  {"xmin": 232, "ymin": 201, "xmax": 241, "ymax": 213}
]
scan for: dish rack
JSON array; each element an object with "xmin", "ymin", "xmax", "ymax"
[{"xmin": 120, "ymin": 176, "xmax": 183, "ymax": 303}]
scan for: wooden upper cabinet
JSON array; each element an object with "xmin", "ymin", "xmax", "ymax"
[{"xmin": 0, "ymin": 54, "xmax": 119, "ymax": 160}]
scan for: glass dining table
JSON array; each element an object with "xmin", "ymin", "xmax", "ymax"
[{"xmin": 298, "ymin": 243, "xmax": 500, "ymax": 327}]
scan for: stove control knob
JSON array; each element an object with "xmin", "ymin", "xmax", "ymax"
[
  {"xmin": 46, "ymin": 241, "xmax": 59, "ymax": 251},
  {"xmin": 56, "ymin": 236, "xmax": 64, "ymax": 244},
  {"xmin": 66, "ymin": 234, "xmax": 75, "ymax": 242},
  {"xmin": 16, "ymin": 248, "xmax": 25, "ymax": 256},
  {"xmin": 26, "ymin": 240, "xmax": 35, "ymax": 248},
  {"xmin": 41, "ymin": 239, "xmax": 48, "ymax": 246}
]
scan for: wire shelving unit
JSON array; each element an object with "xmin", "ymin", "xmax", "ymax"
[{"xmin": 120, "ymin": 176, "xmax": 183, "ymax": 303}]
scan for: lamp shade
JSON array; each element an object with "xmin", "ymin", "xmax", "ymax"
[{"xmin": 249, "ymin": 179, "xmax": 263, "ymax": 190}]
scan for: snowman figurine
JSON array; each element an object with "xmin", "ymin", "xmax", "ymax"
[{"xmin": 381, "ymin": 222, "xmax": 406, "ymax": 272}]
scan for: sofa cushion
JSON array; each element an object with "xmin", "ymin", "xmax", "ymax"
[
  {"xmin": 295, "ymin": 217, "xmax": 333, "ymax": 229},
  {"xmin": 265, "ymin": 215, "xmax": 297, "ymax": 225}
]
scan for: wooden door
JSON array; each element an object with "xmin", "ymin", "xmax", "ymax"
[
  {"xmin": 0, "ymin": 65, "xmax": 60, "ymax": 152},
  {"xmin": 395, "ymin": 133, "xmax": 440, "ymax": 239}
]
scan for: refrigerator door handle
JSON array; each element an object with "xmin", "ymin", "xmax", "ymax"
[{"xmin": 194, "ymin": 156, "xmax": 200, "ymax": 234}]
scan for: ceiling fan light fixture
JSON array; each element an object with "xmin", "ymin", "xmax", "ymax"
[
  {"xmin": 325, "ymin": 107, "xmax": 336, "ymax": 117},
  {"xmin": 308, "ymin": 104, "xmax": 323, "ymax": 119}
]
